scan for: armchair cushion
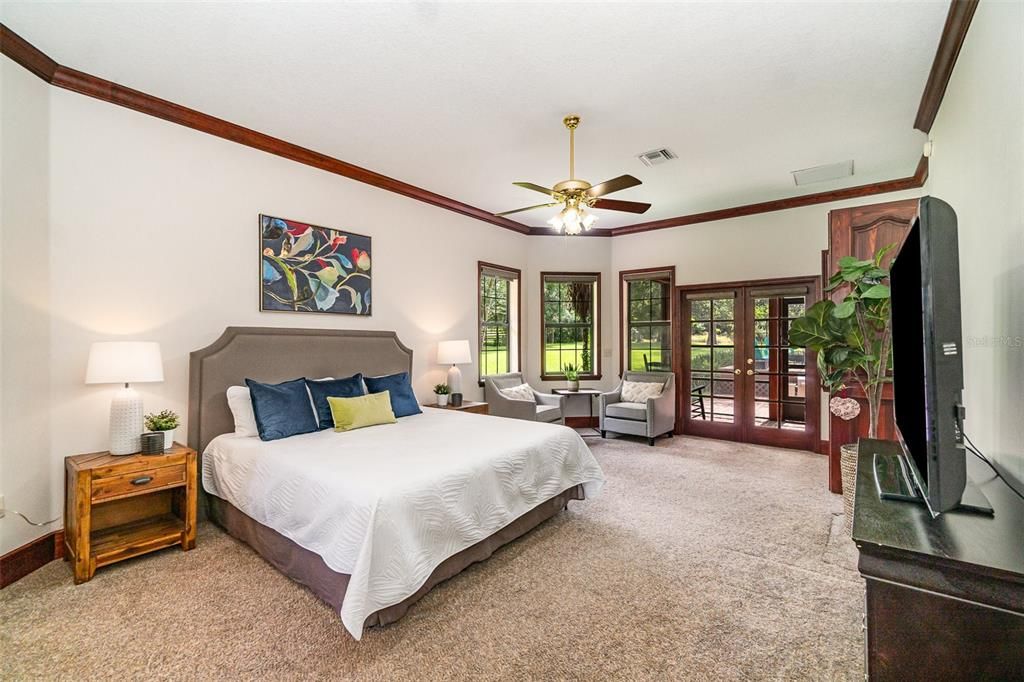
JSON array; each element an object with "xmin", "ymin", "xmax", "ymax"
[
  {"xmin": 535, "ymin": 405, "xmax": 563, "ymax": 423},
  {"xmin": 605, "ymin": 401, "xmax": 648, "ymax": 421},
  {"xmin": 621, "ymin": 380, "xmax": 665, "ymax": 403},
  {"xmin": 499, "ymin": 383, "xmax": 536, "ymax": 402}
]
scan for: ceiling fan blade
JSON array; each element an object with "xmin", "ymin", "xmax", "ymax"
[
  {"xmin": 592, "ymin": 198, "xmax": 652, "ymax": 214},
  {"xmin": 495, "ymin": 202, "xmax": 560, "ymax": 217},
  {"xmin": 586, "ymin": 174, "xmax": 642, "ymax": 198},
  {"xmin": 513, "ymin": 181, "xmax": 560, "ymax": 198}
]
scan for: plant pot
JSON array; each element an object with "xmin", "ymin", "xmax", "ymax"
[
  {"xmin": 567, "ymin": 379, "xmax": 579, "ymax": 392},
  {"xmin": 436, "ymin": 394, "xmax": 449, "ymax": 407},
  {"xmin": 160, "ymin": 429, "xmax": 175, "ymax": 451},
  {"xmin": 840, "ymin": 442, "xmax": 859, "ymax": 535}
]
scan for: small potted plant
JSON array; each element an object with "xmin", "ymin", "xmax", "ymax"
[
  {"xmin": 564, "ymin": 363, "xmax": 580, "ymax": 392},
  {"xmin": 433, "ymin": 383, "xmax": 450, "ymax": 407},
  {"xmin": 144, "ymin": 409, "xmax": 181, "ymax": 451}
]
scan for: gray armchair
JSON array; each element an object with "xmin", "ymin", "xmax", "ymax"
[
  {"xmin": 599, "ymin": 371, "xmax": 676, "ymax": 445},
  {"xmin": 483, "ymin": 373, "xmax": 566, "ymax": 424}
]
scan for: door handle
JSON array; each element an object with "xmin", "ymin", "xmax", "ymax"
[
  {"xmin": 733, "ymin": 369, "xmax": 741, "ymax": 375},
  {"xmin": 131, "ymin": 476, "xmax": 153, "ymax": 486},
  {"xmin": 746, "ymin": 369, "xmax": 754, "ymax": 376},
  {"xmin": 747, "ymin": 358, "xmax": 753, "ymax": 364}
]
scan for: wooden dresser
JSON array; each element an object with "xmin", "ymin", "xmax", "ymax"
[
  {"xmin": 853, "ymin": 439, "xmax": 1024, "ymax": 680},
  {"xmin": 64, "ymin": 444, "xmax": 197, "ymax": 583}
]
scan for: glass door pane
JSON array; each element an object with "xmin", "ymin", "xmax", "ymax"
[
  {"xmin": 746, "ymin": 292, "xmax": 813, "ymax": 449},
  {"xmin": 686, "ymin": 294, "xmax": 739, "ymax": 430}
]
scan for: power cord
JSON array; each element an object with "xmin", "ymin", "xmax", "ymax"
[
  {"xmin": 963, "ymin": 432, "xmax": 1024, "ymax": 503},
  {"xmin": 0, "ymin": 509, "xmax": 61, "ymax": 526}
]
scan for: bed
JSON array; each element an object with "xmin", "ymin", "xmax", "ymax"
[{"xmin": 188, "ymin": 327, "xmax": 605, "ymax": 639}]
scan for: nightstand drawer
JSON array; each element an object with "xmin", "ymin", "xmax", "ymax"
[{"xmin": 92, "ymin": 464, "xmax": 186, "ymax": 502}]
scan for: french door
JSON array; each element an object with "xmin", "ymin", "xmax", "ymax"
[{"xmin": 678, "ymin": 277, "xmax": 820, "ymax": 451}]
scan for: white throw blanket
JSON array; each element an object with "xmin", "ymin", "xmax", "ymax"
[{"xmin": 202, "ymin": 408, "xmax": 605, "ymax": 639}]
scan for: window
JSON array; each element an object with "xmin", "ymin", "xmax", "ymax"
[
  {"xmin": 478, "ymin": 262, "xmax": 520, "ymax": 381},
  {"xmin": 622, "ymin": 268, "xmax": 674, "ymax": 373},
  {"xmin": 541, "ymin": 272, "xmax": 601, "ymax": 379}
]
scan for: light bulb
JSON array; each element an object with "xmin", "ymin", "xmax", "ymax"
[
  {"xmin": 562, "ymin": 206, "xmax": 579, "ymax": 224},
  {"xmin": 582, "ymin": 212, "xmax": 597, "ymax": 230},
  {"xmin": 547, "ymin": 214, "xmax": 562, "ymax": 229}
]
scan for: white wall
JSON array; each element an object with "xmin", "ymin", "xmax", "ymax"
[
  {"xmin": 924, "ymin": 0, "xmax": 1024, "ymax": 487},
  {"xmin": 0, "ymin": 60, "xmax": 53, "ymax": 554},
  {"xmin": 0, "ymin": 84, "xmax": 531, "ymax": 553}
]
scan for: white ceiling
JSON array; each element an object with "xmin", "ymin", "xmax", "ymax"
[{"xmin": 2, "ymin": 1, "xmax": 946, "ymax": 229}]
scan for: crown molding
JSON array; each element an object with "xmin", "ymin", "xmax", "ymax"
[
  {"xmin": 604, "ymin": 155, "xmax": 927, "ymax": 237},
  {"xmin": 0, "ymin": 22, "xmax": 56, "ymax": 81},
  {"xmin": 914, "ymin": 0, "xmax": 979, "ymax": 133},
  {"xmin": 1, "ymin": 24, "xmax": 532, "ymax": 236},
  {"xmin": 2, "ymin": 12, "xmax": 954, "ymax": 239}
]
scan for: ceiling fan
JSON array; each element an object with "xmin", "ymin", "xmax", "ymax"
[{"xmin": 496, "ymin": 114, "xmax": 652, "ymax": 235}]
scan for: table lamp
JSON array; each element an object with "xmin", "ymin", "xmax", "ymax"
[
  {"xmin": 86, "ymin": 341, "xmax": 164, "ymax": 455},
  {"xmin": 437, "ymin": 339, "xmax": 472, "ymax": 400}
]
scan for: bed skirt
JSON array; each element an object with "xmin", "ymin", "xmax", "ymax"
[{"xmin": 207, "ymin": 484, "xmax": 585, "ymax": 630}]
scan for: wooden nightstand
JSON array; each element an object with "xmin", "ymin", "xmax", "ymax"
[
  {"xmin": 64, "ymin": 444, "xmax": 197, "ymax": 584},
  {"xmin": 423, "ymin": 401, "xmax": 490, "ymax": 415}
]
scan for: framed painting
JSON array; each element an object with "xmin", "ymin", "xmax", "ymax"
[{"xmin": 260, "ymin": 214, "xmax": 372, "ymax": 315}]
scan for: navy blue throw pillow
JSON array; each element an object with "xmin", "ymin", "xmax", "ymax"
[
  {"xmin": 305, "ymin": 374, "xmax": 366, "ymax": 430},
  {"xmin": 364, "ymin": 372, "xmax": 422, "ymax": 418},
  {"xmin": 245, "ymin": 377, "xmax": 319, "ymax": 441}
]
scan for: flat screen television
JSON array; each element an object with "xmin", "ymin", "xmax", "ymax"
[{"xmin": 889, "ymin": 196, "xmax": 970, "ymax": 516}]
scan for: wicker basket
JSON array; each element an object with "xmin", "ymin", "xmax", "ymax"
[{"xmin": 840, "ymin": 443, "xmax": 859, "ymax": 535}]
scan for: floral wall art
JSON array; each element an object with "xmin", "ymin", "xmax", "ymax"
[{"xmin": 260, "ymin": 214, "xmax": 372, "ymax": 315}]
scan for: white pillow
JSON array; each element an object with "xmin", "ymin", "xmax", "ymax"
[
  {"xmin": 621, "ymin": 380, "xmax": 664, "ymax": 403},
  {"xmin": 500, "ymin": 383, "xmax": 536, "ymax": 402},
  {"xmin": 226, "ymin": 385, "xmax": 259, "ymax": 437},
  {"xmin": 227, "ymin": 377, "xmax": 332, "ymax": 437}
]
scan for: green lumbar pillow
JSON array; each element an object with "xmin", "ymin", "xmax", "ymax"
[{"xmin": 328, "ymin": 391, "xmax": 398, "ymax": 432}]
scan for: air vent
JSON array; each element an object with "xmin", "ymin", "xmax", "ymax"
[
  {"xmin": 637, "ymin": 148, "xmax": 678, "ymax": 167},
  {"xmin": 942, "ymin": 342, "xmax": 958, "ymax": 356},
  {"xmin": 791, "ymin": 160, "xmax": 854, "ymax": 186}
]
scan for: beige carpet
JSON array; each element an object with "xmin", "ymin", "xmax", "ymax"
[{"xmin": 1, "ymin": 435, "xmax": 863, "ymax": 681}]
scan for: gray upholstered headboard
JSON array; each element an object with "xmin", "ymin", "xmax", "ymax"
[{"xmin": 188, "ymin": 327, "xmax": 413, "ymax": 453}]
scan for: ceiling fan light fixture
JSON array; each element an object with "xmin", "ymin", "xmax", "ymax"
[{"xmin": 498, "ymin": 115, "xmax": 651, "ymax": 233}]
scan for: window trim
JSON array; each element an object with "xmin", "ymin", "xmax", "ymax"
[
  {"xmin": 477, "ymin": 261, "xmax": 521, "ymax": 385},
  {"xmin": 540, "ymin": 271, "xmax": 602, "ymax": 381},
  {"xmin": 619, "ymin": 266, "xmax": 676, "ymax": 376}
]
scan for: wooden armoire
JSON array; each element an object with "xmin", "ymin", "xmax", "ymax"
[{"xmin": 823, "ymin": 198, "xmax": 920, "ymax": 493}]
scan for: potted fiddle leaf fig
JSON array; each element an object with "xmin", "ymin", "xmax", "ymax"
[
  {"xmin": 433, "ymin": 383, "xmax": 450, "ymax": 407},
  {"xmin": 788, "ymin": 244, "xmax": 896, "ymax": 532}
]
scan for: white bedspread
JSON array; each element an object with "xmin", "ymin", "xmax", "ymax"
[{"xmin": 202, "ymin": 408, "xmax": 605, "ymax": 639}]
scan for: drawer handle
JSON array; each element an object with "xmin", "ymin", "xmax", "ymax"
[{"xmin": 131, "ymin": 476, "xmax": 154, "ymax": 486}]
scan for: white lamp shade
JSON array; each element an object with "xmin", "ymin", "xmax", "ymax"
[
  {"xmin": 85, "ymin": 341, "xmax": 164, "ymax": 385},
  {"xmin": 437, "ymin": 339, "xmax": 472, "ymax": 365}
]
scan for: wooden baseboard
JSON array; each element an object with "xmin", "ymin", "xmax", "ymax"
[
  {"xmin": 0, "ymin": 529, "xmax": 64, "ymax": 588},
  {"xmin": 565, "ymin": 416, "xmax": 599, "ymax": 428},
  {"xmin": 819, "ymin": 440, "xmax": 830, "ymax": 456}
]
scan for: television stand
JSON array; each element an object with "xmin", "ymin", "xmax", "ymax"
[
  {"xmin": 855, "ymin": 439, "xmax": 1023, "ymax": 680},
  {"xmin": 872, "ymin": 450, "xmax": 993, "ymax": 515}
]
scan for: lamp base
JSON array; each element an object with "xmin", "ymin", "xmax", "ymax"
[
  {"xmin": 110, "ymin": 386, "xmax": 143, "ymax": 455},
  {"xmin": 447, "ymin": 365, "xmax": 463, "ymax": 395}
]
